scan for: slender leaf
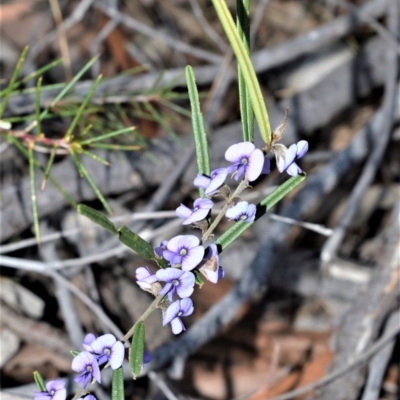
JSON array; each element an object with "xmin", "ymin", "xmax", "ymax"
[
  {"xmin": 118, "ymin": 226, "xmax": 156, "ymax": 260},
  {"xmin": 65, "ymin": 74, "xmax": 102, "ymax": 142},
  {"xmin": 35, "ymin": 77, "xmax": 42, "ymax": 136},
  {"xmin": 236, "ymin": 0, "xmax": 254, "ymax": 142},
  {"xmin": 22, "ymin": 59, "xmax": 63, "ymax": 83},
  {"xmin": 70, "ymin": 150, "xmax": 112, "ymax": 214},
  {"xmin": 89, "ymin": 143, "xmax": 142, "ymax": 151},
  {"xmin": 82, "ymin": 150, "xmax": 110, "ymax": 166},
  {"xmin": 214, "ymin": 174, "xmax": 306, "ymax": 250},
  {"xmin": 211, "ymin": 0, "xmax": 271, "ymax": 147},
  {"xmin": 41, "ymin": 145, "xmax": 58, "ymax": 190},
  {"xmin": 130, "ymin": 322, "xmax": 145, "ymax": 379},
  {"xmin": 185, "ymin": 66, "xmax": 210, "ymax": 180},
  {"xmin": 40, "ymin": 56, "xmax": 99, "ymax": 121},
  {"xmin": 0, "ymin": 46, "xmax": 29, "ymax": 118},
  {"xmin": 28, "ymin": 142, "xmax": 40, "ymax": 244},
  {"xmin": 194, "ymin": 270, "xmax": 205, "ymax": 287},
  {"xmin": 112, "ymin": 367, "xmax": 125, "ymax": 400},
  {"xmin": 78, "ymin": 204, "xmax": 118, "ymax": 234},
  {"xmin": 70, "ymin": 350, "xmax": 80, "ymax": 357},
  {"xmin": 79, "ymin": 126, "xmax": 135, "ymax": 145},
  {"xmin": 33, "ymin": 371, "xmax": 46, "ymax": 392}
]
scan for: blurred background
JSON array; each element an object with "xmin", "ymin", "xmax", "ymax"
[{"xmin": 0, "ymin": 0, "xmax": 399, "ymax": 399}]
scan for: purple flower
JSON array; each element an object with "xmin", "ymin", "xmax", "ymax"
[
  {"xmin": 34, "ymin": 380, "xmax": 66, "ymax": 400},
  {"xmin": 154, "ymin": 240, "xmax": 168, "ymax": 258},
  {"xmin": 162, "ymin": 235, "xmax": 204, "ymax": 271},
  {"xmin": 225, "ymin": 201, "xmax": 256, "ymax": 222},
  {"xmin": 176, "ymin": 198, "xmax": 213, "ymax": 225},
  {"xmin": 136, "ymin": 266, "xmax": 158, "ymax": 290},
  {"xmin": 82, "ymin": 333, "xmax": 96, "ymax": 351},
  {"xmin": 143, "ymin": 350, "xmax": 152, "ymax": 365},
  {"xmin": 72, "ymin": 351, "xmax": 101, "ymax": 388},
  {"xmin": 76, "ymin": 396, "xmax": 97, "ymax": 400},
  {"xmin": 199, "ymin": 244, "xmax": 224, "ymax": 284},
  {"xmin": 156, "ymin": 268, "xmax": 195, "ymax": 301},
  {"xmin": 194, "ymin": 168, "xmax": 228, "ymax": 195},
  {"xmin": 277, "ymin": 140, "xmax": 308, "ymax": 176},
  {"xmin": 163, "ymin": 298, "xmax": 194, "ymax": 334},
  {"xmin": 225, "ymin": 142, "xmax": 264, "ymax": 182},
  {"xmin": 90, "ymin": 334, "xmax": 124, "ymax": 370}
]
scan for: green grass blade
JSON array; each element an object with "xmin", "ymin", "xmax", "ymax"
[
  {"xmin": 33, "ymin": 371, "xmax": 46, "ymax": 392},
  {"xmin": 70, "ymin": 150, "xmax": 112, "ymax": 214},
  {"xmin": 236, "ymin": 0, "xmax": 254, "ymax": 142},
  {"xmin": 22, "ymin": 59, "xmax": 63, "ymax": 83},
  {"xmin": 41, "ymin": 145, "xmax": 58, "ymax": 190},
  {"xmin": 211, "ymin": 0, "xmax": 271, "ymax": 147},
  {"xmin": 28, "ymin": 143, "xmax": 40, "ymax": 244},
  {"xmin": 130, "ymin": 322, "xmax": 145, "ymax": 379},
  {"xmin": 64, "ymin": 74, "xmax": 102, "ymax": 142},
  {"xmin": 214, "ymin": 174, "xmax": 306, "ymax": 250},
  {"xmin": 8, "ymin": 135, "xmax": 77, "ymax": 207},
  {"xmin": 89, "ymin": 143, "xmax": 142, "ymax": 151},
  {"xmin": 79, "ymin": 126, "xmax": 135, "ymax": 145},
  {"xmin": 78, "ymin": 204, "xmax": 118, "ymax": 234},
  {"xmin": 40, "ymin": 56, "xmax": 99, "ymax": 121},
  {"xmin": 0, "ymin": 46, "xmax": 29, "ymax": 118},
  {"xmin": 112, "ymin": 367, "xmax": 125, "ymax": 400},
  {"xmin": 35, "ymin": 77, "xmax": 43, "ymax": 136},
  {"xmin": 185, "ymin": 66, "xmax": 211, "ymax": 188},
  {"xmin": 82, "ymin": 149, "xmax": 110, "ymax": 166}
]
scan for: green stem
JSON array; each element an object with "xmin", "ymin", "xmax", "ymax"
[
  {"xmin": 122, "ymin": 295, "xmax": 164, "ymax": 342},
  {"xmin": 202, "ymin": 179, "xmax": 249, "ymax": 241}
]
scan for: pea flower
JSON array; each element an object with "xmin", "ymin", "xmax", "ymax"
[
  {"xmin": 194, "ymin": 168, "xmax": 228, "ymax": 195},
  {"xmin": 34, "ymin": 380, "xmax": 66, "ymax": 400},
  {"xmin": 175, "ymin": 198, "xmax": 213, "ymax": 225},
  {"xmin": 82, "ymin": 333, "xmax": 96, "ymax": 351},
  {"xmin": 136, "ymin": 266, "xmax": 160, "ymax": 295},
  {"xmin": 199, "ymin": 244, "xmax": 224, "ymax": 284},
  {"xmin": 72, "ymin": 351, "xmax": 101, "ymax": 388},
  {"xmin": 276, "ymin": 140, "xmax": 308, "ymax": 176},
  {"xmin": 225, "ymin": 201, "xmax": 256, "ymax": 222},
  {"xmin": 90, "ymin": 334, "xmax": 124, "ymax": 370},
  {"xmin": 154, "ymin": 240, "xmax": 168, "ymax": 258},
  {"xmin": 76, "ymin": 395, "xmax": 96, "ymax": 400},
  {"xmin": 156, "ymin": 268, "xmax": 195, "ymax": 301},
  {"xmin": 162, "ymin": 235, "xmax": 204, "ymax": 271},
  {"xmin": 163, "ymin": 298, "xmax": 194, "ymax": 334},
  {"xmin": 225, "ymin": 142, "xmax": 264, "ymax": 182}
]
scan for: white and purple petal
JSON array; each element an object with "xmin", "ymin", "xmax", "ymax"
[
  {"xmin": 182, "ymin": 246, "xmax": 204, "ymax": 271},
  {"xmin": 109, "ymin": 340, "xmax": 125, "ymax": 370},
  {"xmin": 175, "ymin": 204, "xmax": 192, "ymax": 220},
  {"xmin": 205, "ymin": 168, "xmax": 228, "ymax": 194},
  {"xmin": 296, "ymin": 140, "xmax": 308, "ymax": 158},
  {"xmin": 193, "ymin": 174, "xmax": 211, "ymax": 189},
  {"xmin": 225, "ymin": 142, "xmax": 255, "ymax": 162},
  {"xmin": 246, "ymin": 148, "xmax": 264, "ymax": 181}
]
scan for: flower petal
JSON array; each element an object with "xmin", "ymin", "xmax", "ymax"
[
  {"xmin": 225, "ymin": 142, "xmax": 255, "ymax": 162},
  {"xmin": 110, "ymin": 340, "xmax": 125, "ymax": 370},
  {"xmin": 46, "ymin": 380, "xmax": 65, "ymax": 392},
  {"xmin": 91, "ymin": 358, "xmax": 101, "ymax": 384},
  {"xmin": 286, "ymin": 162, "xmax": 302, "ymax": 176},
  {"xmin": 52, "ymin": 389, "xmax": 66, "ymax": 400},
  {"xmin": 246, "ymin": 148, "xmax": 264, "ymax": 181},
  {"xmin": 91, "ymin": 334, "xmax": 117, "ymax": 354},
  {"xmin": 170, "ymin": 317, "xmax": 185, "ymax": 334},
  {"xmin": 156, "ymin": 268, "xmax": 183, "ymax": 282},
  {"xmin": 82, "ymin": 333, "xmax": 96, "ymax": 351},
  {"xmin": 225, "ymin": 201, "xmax": 249, "ymax": 220},
  {"xmin": 183, "ymin": 208, "xmax": 209, "ymax": 225},
  {"xmin": 180, "ymin": 298, "xmax": 194, "ymax": 316},
  {"xmin": 175, "ymin": 204, "xmax": 192, "ymax": 220},
  {"xmin": 261, "ymin": 157, "xmax": 271, "ymax": 175},
  {"xmin": 193, "ymin": 174, "xmax": 210, "ymax": 189},
  {"xmin": 296, "ymin": 140, "xmax": 308, "ymax": 159},
  {"xmin": 71, "ymin": 351, "xmax": 96, "ymax": 373},
  {"xmin": 182, "ymin": 245, "xmax": 204, "ymax": 271},
  {"xmin": 163, "ymin": 301, "xmax": 180, "ymax": 326},
  {"xmin": 205, "ymin": 168, "xmax": 228, "ymax": 194}
]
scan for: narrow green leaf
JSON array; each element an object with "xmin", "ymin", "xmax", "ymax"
[
  {"xmin": 78, "ymin": 204, "xmax": 118, "ymax": 234},
  {"xmin": 185, "ymin": 66, "xmax": 211, "ymax": 183},
  {"xmin": 236, "ymin": 0, "xmax": 254, "ymax": 142},
  {"xmin": 40, "ymin": 56, "xmax": 99, "ymax": 121},
  {"xmin": 65, "ymin": 74, "xmax": 102, "ymax": 142},
  {"xmin": 70, "ymin": 350, "xmax": 80, "ymax": 357},
  {"xmin": 79, "ymin": 126, "xmax": 135, "ymax": 145},
  {"xmin": 70, "ymin": 150, "xmax": 112, "ymax": 214},
  {"xmin": 89, "ymin": 143, "xmax": 142, "ymax": 151},
  {"xmin": 194, "ymin": 270, "xmax": 205, "ymax": 287},
  {"xmin": 41, "ymin": 145, "xmax": 58, "ymax": 190},
  {"xmin": 22, "ymin": 59, "xmax": 63, "ymax": 83},
  {"xmin": 82, "ymin": 150, "xmax": 110, "ymax": 166},
  {"xmin": 8, "ymin": 135, "xmax": 77, "ymax": 208},
  {"xmin": 130, "ymin": 322, "xmax": 145, "ymax": 379},
  {"xmin": 33, "ymin": 371, "xmax": 46, "ymax": 392},
  {"xmin": 0, "ymin": 46, "xmax": 29, "ymax": 118},
  {"xmin": 211, "ymin": 0, "xmax": 271, "ymax": 147},
  {"xmin": 214, "ymin": 174, "xmax": 306, "ymax": 250},
  {"xmin": 112, "ymin": 367, "xmax": 125, "ymax": 400},
  {"xmin": 118, "ymin": 226, "xmax": 156, "ymax": 260},
  {"xmin": 35, "ymin": 77, "xmax": 42, "ymax": 136},
  {"xmin": 28, "ymin": 143, "xmax": 40, "ymax": 244}
]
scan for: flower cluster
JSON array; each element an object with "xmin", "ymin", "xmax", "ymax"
[{"xmin": 135, "ymin": 140, "xmax": 308, "ymax": 335}]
